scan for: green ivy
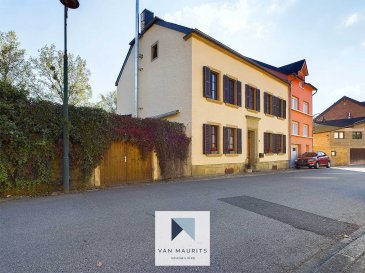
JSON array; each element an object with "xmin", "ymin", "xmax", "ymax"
[{"xmin": 0, "ymin": 81, "xmax": 190, "ymax": 195}]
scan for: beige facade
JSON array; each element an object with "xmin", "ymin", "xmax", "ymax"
[{"xmin": 117, "ymin": 19, "xmax": 290, "ymax": 176}]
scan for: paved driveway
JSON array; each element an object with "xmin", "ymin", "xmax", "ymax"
[{"xmin": 1, "ymin": 167, "xmax": 365, "ymax": 273}]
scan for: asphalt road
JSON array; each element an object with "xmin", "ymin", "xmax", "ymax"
[{"xmin": 1, "ymin": 166, "xmax": 365, "ymax": 273}]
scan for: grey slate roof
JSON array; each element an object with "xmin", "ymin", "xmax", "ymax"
[
  {"xmin": 278, "ymin": 59, "xmax": 306, "ymax": 75},
  {"xmin": 115, "ymin": 17, "xmax": 290, "ymax": 86},
  {"xmin": 314, "ymin": 116, "xmax": 365, "ymax": 133},
  {"xmin": 247, "ymin": 58, "xmax": 306, "ymax": 76}
]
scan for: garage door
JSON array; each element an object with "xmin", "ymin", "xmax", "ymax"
[{"xmin": 350, "ymin": 148, "xmax": 365, "ymax": 165}]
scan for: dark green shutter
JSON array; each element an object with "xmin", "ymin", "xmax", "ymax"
[
  {"xmin": 264, "ymin": 92, "xmax": 268, "ymax": 113},
  {"xmin": 223, "ymin": 75, "xmax": 228, "ymax": 103},
  {"xmin": 237, "ymin": 128, "xmax": 242, "ymax": 154},
  {"xmin": 256, "ymin": 89, "xmax": 260, "ymax": 111},
  {"xmin": 223, "ymin": 127, "xmax": 229, "ymax": 154},
  {"xmin": 237, "ymin": 81, "xmax": 242, "ymax": 107},
  {"xmin": 203, "ymin": 124, "xmax": 211, "ymax": 154},
  {"xmin": 245, "ymin": 84, "xmax": 249, "ymax": 108},
  {"xmin": 203, "ymin": 66, "xmax": 211, "ymax": 98},
  {"xmin": 273, "ymin": 97, "xmax": 279, "ymax": 116},
  {"xmin": 264, "ymin": 132, "xmax": 269, "ymax": 153},
  {"xmin": 283, "ymin": 100, "xmax": 287, "ymax": 119}
]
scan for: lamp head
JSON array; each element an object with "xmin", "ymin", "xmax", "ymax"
[{"xmin": 60, "ymin": 0, "xmax": 79, "ymax": 9}]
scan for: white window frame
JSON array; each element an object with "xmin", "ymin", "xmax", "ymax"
[
  {"xmin": 292, "ymin": 121, "xmax": 299, "ymax": 136},
  {"xmin": 291, "ymin": 97, "xmax": 299, "ymax": 110},
  {"xmin": 303, "ymin": 101, "xmax": 309, "ymax": 114},
  {"xmin": 303, "ymin": 124, "xmax": 308, "ymax": 137},
  {"xmin": 334, "ymin": 131, "xmax": 344, "ymax": 139}
]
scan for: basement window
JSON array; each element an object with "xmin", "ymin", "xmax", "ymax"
[{"xmin": 151, "ymin": 42, "xmax": 158, "ymax": 61}]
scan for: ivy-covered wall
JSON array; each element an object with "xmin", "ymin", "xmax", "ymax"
[{"xmin": 0, "ymin": 81, "xmax": 190, "ymax": 196}]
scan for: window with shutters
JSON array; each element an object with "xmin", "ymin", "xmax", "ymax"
[
  {"xmin": 245, "ymin": 85, "xmax": 260, "ymax": 111},
  {"xmin": 222, "ymin": 75, "xmax": 241, "ymax": 106},
  {"xmin": 223, "ymin": 127, "xmax": 242, "ymax": 154},
  {"xmin": 203, "ymin": 124, "xmax": 220, "ymax": 154},
  {"xmin": 203, "ymin": 66, "xmax": 220, "ymax": 101},
  {"xmin": 227, "ymin": 78, "xmax": 235, "ymax": 104},
  {"xmin": 211, "ymin": 71, "xmax": 218, "ymax": 100},
  {"xmin": 211, "ymin": 126, "xmax": 218, "ymax": 152},
  {"xmin": 264, "ymin": 92, "xmax": 286, "ymax": 118},
  {"xmin": 264, "ymin": 133, "xmax": 286, "ymax": 154}
]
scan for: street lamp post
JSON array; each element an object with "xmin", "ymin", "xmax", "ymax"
[{"xmin": 59, "ymin": 0, "xmax": 79, "ymax": 192}]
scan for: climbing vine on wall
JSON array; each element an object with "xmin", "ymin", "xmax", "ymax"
[{"xmin": 0, "ymin": 81, "xmax": 190, "ymax": 194}]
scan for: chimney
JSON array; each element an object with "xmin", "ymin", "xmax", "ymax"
[
  {"xmin": 348, "ymin": 112, "xmax": 352, "ymax": 119},
  {"xmin": 141, "ymin": 9, "xmax": 154, "ymax": 33}
]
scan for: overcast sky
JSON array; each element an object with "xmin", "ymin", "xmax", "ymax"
[{"xmin": 1, "ymin": 0, "xmax": 364, "ymax": 113}]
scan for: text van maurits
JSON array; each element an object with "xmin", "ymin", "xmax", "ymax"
[{"xmin": 157, "ymin": 248, "xmax": 208, "ymax": 254}]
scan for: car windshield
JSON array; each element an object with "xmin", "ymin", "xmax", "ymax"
[{"xmin": 302, "ymin": 152, "xmax": 317, "ymax": 157}]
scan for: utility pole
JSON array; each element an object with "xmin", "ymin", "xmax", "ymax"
[
  {"xmin": 59, "ymin": 0, "xmax": 79, "ymax": 192},
  {"xmin": 134, "ymin": 0, "xmax": 139, "ymax": 118}
]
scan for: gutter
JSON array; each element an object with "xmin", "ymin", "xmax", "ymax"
[{"xmin": 288, "ymin": 74, "xmax": 298, "ymax": 167}]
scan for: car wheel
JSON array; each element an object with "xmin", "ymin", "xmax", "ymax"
[
  {"xmin": 314, "ymin": 162, "xmax": 319, "ymax": 169},
  {"xmin": 326, "ymin": 161, "xmax": 331, "ymax": 168}
]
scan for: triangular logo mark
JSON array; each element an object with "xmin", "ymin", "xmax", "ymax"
[{"xmin": 171, "ymin": 218, "xmax": 195, "ymax": 240}]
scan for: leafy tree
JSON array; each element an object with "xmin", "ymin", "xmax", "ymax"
[
  {"xmin": 32, "ymin": 44, "xmax": 92, "ymax": 106},
  {"xmin": 0, "ymin": 31, "xmax": 33, "ymax": 89},
  {"xmin": 96, "ymin": 90, "xmax": 117, "ymax": 113}
]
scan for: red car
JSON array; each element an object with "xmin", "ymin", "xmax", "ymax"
[{"xmin": 295, "ymin": 151, "xmax": 331, "ymax": 169}]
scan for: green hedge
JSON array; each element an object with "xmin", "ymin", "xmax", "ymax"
[{"xmin": 0, "ymin": 81, "xmax": 190, "ymax": 194}]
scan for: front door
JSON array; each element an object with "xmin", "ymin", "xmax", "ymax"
[
  {"xmin": 247, "ymin": 130, "xmax": 255, "ymax": 166},
  {"xmin": 290, "ymin": 145, "xmax": 298, "ymax": 168}
]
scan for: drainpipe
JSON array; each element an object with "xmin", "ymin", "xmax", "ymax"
[
  {"xmin": 134, "ymin": 0, "xmax": 139, "ymax": 118},
  {"xmin": 311, "ymin": 88, "xmax": 318, "ymax": 151},
  {"xmin": 288, "ymin": 74, "xmax": 298, "ymax": 168}
]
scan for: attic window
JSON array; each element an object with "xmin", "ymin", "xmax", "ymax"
[{"xmin": 151, "ymin": 42, "xmax": 158, "ymax": 61}]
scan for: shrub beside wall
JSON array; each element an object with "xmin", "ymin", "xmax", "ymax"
[{"xmin": 0, "ymin": 81, "xmax": 190, "ymax": 196}]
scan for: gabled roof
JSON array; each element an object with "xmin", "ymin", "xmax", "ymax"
[
  {"xmin": 115, "ymin": 17, "xmax": 290, "ymax": 86},
  {"xmin": 278, "ymin": 59, "xmax": 306, "ymax": 75},
  {"xmin": 115, "ymin": 17, "xmax": 193, "ymax": 86},
  {"xmin": 315, "ymin": 96, "xmax": 365, "ymax": 122}
]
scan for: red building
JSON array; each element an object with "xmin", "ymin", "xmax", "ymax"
[{"xmin": 249, "ymin": 59, "xmax": 317, "ymax": 166}]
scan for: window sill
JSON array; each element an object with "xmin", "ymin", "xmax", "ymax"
[
  {"xmin": 246, "ymin": 108, "xmax": 259, "ymax": 114},
  {"xmin": 225, "ymin": 103, "xmax": 240, "ymax": 109},
  {"xmin": 225, "ymin": 154, "xmax": 240, "ymax": 157},
  {"xmin": 206, "ymin": 154, "xmax": 222, "ymax": 157},
  {"xmin": 264, "ymin": 113, "xmax": 274, "ymax": 117},
  {"xmin": 291, "ymin": 108, "xmax": 313, "ymax": 117},
  {"xmin": 206, "ymin": 98, "xmax": 222, "ymax": 104},
  {"xmin": 277, "ymin": 117, "xmax": 286, "ymax": 120}
]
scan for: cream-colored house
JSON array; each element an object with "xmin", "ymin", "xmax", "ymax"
[{"xmin": 116, "ymin": 10, "xmax": 290, "ymax": 176}]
